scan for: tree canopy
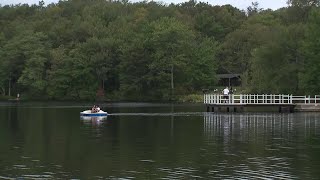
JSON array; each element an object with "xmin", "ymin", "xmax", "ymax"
[{"xmin": 0, "ymin": 0, "xmax": 320, "ymax": 100}]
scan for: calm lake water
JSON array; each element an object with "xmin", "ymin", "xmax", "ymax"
[{"xmin": 0, "ymin": 102, "xmax": 319, "ymax": 179}]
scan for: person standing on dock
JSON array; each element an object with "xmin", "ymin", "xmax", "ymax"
[
  {"xmin": 223, "ymin": 87, "xmax": 229, "ymax": 103},
  {"xmin": 229, "ymin": 87, "xmax": 233, "ymax": 95},
  {"xmin": 229, "ymin": 86, "xmax": 233, "ymax": 103}
]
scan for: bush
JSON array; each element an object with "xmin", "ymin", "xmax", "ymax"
[
  {"xmin": 0, "ymin": 95, "xmax": 13, "ymax": 101},
  {"xmin": 177, "ymin": 94, "xmax": 203, "ymax": 103}
]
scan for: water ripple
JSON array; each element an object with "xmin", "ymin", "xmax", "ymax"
[{"xmin": 0, "ymin": 176, "xmax": 15, "ymax": 180}]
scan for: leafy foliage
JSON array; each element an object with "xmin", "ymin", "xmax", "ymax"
[
  {"xmin": 299, "ymin": 8, "xmax": 320, "ymax": 94},
  {"xmin": 1, "ymin": 0, "xmax": 320, "ymax": 100}
]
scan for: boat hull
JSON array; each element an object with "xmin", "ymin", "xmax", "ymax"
[
  {"xmin": 80, "ymin": 110, "xmax": 108, "ymax": 116},
  {"xmin": 80, "ymin": 116, "xmax": 107, "ymax": 121}
]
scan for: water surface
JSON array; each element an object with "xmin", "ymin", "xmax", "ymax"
[{"xmin": 0, "ymin": 102, "xmax": 319, "ymax": 179}]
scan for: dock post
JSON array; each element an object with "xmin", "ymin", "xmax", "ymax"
[{"xmin": 232, "ymin": 94, "xmax": 234, "ymax": 104}]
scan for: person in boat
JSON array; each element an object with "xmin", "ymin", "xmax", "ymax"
[
  {"xmin": 96, "ymin": 105, "xmax": 101, "ymax": 112},
  {"xmin": 91, "ymin": 105, "xmax": 97, "ymax": 113}
]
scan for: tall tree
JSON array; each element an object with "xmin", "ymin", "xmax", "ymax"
[
  {"xmin": 17, "ymin": 32, "xmax": 50, "ymax": 96},
  {"xmin": 0, "ymin": 32, "xmax": 6, "ymax": 95},
  {"xmin": 299, "ymin": 8, "xmax": 320, "ymax": 94},
  {"xmin": 0, "ymin": 31, "xmax": 49, "ymax": 97},
  {"xmin": 286, "ymin": 0, "xmax": 320, "ymax": 23},
  {"xmin": 247, "ymin": 1, "xmax": 263, "ymax": 16},
  {"xmin": 287, "ymin": 0, "xmax": 320, "ymax": 7}
]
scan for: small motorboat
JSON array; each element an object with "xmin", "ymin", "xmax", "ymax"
[{"xmin": 80, "ymin": 110, "xmax": 108, "ymax": 116}]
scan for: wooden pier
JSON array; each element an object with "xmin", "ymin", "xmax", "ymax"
[{"xmin": 204, "ymin": 94, "xmax": 320, "ymax": 113}]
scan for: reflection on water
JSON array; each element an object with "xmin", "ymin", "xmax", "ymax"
[
  {"xmin": 204, "ymin": 113, "xmax": 319, "ymax": 140},
  {"xmin": 80, "ymin": 116, "xmax": 108, "ymax": 138},
  {"xmin": 80, "ymin": 116, "xmax": 108, "ymax": 123},
  {"xmin": 203, "ymin": 113, "xmax": 320, "ymax": 179}
]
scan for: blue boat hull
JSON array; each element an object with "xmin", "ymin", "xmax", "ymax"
[{"xmin": 80, "ymin": 113, "xmax": 108, "ymax": 117}]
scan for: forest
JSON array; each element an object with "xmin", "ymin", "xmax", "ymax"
[{"xmin": 0, "ymin": 0, "xmax": 319, "ymax": 101}]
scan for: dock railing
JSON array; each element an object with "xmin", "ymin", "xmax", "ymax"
[{"xmin": 204, "ymin": 94, "xmax": 320, "ymax": 105}]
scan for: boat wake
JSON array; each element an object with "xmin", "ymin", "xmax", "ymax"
[{"xmin": 108, "ymin": 112, "xmax": 211, "ymax": 116}]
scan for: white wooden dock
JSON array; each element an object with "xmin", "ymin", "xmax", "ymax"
[{"xmin": 204, "ymin": 94, "xmax": 320, "ymax": 112}]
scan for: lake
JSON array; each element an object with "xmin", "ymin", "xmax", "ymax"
[{"xmin": 0, "ymin": 102, "xmax": 319, "ymax": 179}]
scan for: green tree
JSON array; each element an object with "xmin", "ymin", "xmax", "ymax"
[
  {"xmin": 218, "ymin": 13, "xmax": 280, "ymax": 74},
  {"xmin": 286, "ymin": 0, "xmax": 319, "ymax": 23},
  {"xmin": 146, "ymin": 17, "xmax": 196, "ymax": 99},
  {"xmin": 0, "ymin": 32, "xmax": 6, "ymax": 95},
  {"xmin": 287, "ymin": 0, "xmax": 320, "ymax": 7},
  {"xmin": 299, "ymin": 8, "xmax": 320, "ymax": 94},
  {"xmin": 186, "ymin": 37, "xmax": 218, "ymax": 91},
  {"xmin": 2, "ymin": 0, "xmax": 316, "ymax": 100},
  {"xmin": 17, "ymin": 32, "xmax": 50, "ymax": 96},
  {"xmin": 247, "ymin": 2, "xmax": 263, "ymax": 16},
  {"xmin": 0, "ymin": 31, "xmax": 49, "ymax": 97},
  {"xmin": 247, "ymin": 23, "xmax": 304, "ymax": 94},
  {"xmin": 46, "ymin": 46, "xmax": 97, "ymax": 100}
]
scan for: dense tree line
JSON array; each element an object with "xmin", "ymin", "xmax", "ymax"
[{"xmin": 0, "ymin": 0, "xmax": 319, "ymax": 101}]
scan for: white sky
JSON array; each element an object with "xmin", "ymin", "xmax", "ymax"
[{"xmin": 1, "ymin": 0, "xmax": 288, "ymax": 10}]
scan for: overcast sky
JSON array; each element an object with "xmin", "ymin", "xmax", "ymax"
[{"xmin": 1, "ymin": 0, "xmax": 288, "ymax": 10}]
